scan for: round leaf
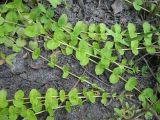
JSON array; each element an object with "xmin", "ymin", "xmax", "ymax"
[{"xmin": 125, "ymin": 77, "xmax": 137, "ymax": 91}]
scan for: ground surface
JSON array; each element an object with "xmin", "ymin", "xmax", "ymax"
[{"xmin": 0, "ymin": 0, "xmax": 159, "ymax": 120}]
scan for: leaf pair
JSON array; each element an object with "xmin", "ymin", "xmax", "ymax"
[
  {"xmin": 68, "ymin": 88, "xmax": 80, "ymax": 106},
  {"xmin": 88, "ymin": 23, "xmax": 107, "ymax": 40},
  {"xmin": 76, "ymin": 40, "xmax": 92, "ymax": 66},
  {"xmin": 29, "ymin": 89, "xmax": 42, "ymax": 113},
  {"xmin": 138, "ymin": 88, "xmax": 158, "ymax": 109},
  {"xmin": 45, "ymin": 88, "xmax": 58, "ymax": 116},
  {"xmin": 128, "ymin": 23, "xmax": 140, "ymax": 55},
  {"xmin": 143, "ymin": 22, "xmax": 155, "ymax": 54},
  {"xmin": 95, "ymin": 41, "xmax": 113, "ymax": 75},
  {"xmin": 13, "ymin": 90, "xmax": 24, "ymax": 108},
  {"xmin": 109, "ymin": 66, "xmax": 124, "ymax": 84},
  {"xmin": 24, "ymin": 22, "xmax": 46, "ymax": 37},
  {"xmin": 133, "ymin": 0, "xmax": 144, "ymax": 11},
  {"xmin": 47, "ymin": 29, "xmax": 65, "ymax": 50}
]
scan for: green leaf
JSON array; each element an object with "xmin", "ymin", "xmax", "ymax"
[
  {"xmin": 143, "ymin": 22, "xmax": 152, "ymax": 46},
  {"xmin": 5, "ymin": 11, "xmax": 18, "ymax": 23},
  {"xmin": 146, "ymin": 46, "xmax": 156, "ymax": 54},
  {"xmin": 128, "ymin": 23, "xmax": 137, "ymax": 38},
  {"xmin": 0, "ymin": 90, "xmax": 8, "ymax": 108},
  {"xmin": 142, "ymin": 22, "xmax": 155, "ymax": 54},
  {"xmin": 86, "ymin": 90, "xmax": 96, "ymax": 103},
  {"xmin": 133, "ymin": 0, "xmax": 143, "ymax": 11},
  {"xmin": 65, "ymin": 46, "xmax": 73, "ymax": 55},
  {"xmin": 92, "ymin": 42, "xmax": 100, "ymax": 55},
  {"xmin": 73, "ymin": 21, "xmax": 87, "ymax": 36},
  {"xmin": 125, "ymin": 77, "xmax": 137, "ymax": 91},
  {"xmin": 58, "ymin": 14, "xmax": 68, "ymax": 27},
  {"xmin": 4, "ymin": 38, "xmax": 14, "ymax": 48},
  {"xmin": 79, "ymin": 54, "xmax": 89, "ymax": 66},
  {"xmin": 40, "ymin": 15, "xmax": 49, "ymax": 24},
  {"xmin": 24, "ymin": 23, "xmax": 45, "ymax": 37},
  {"xmin": 99, "ymin": 23, "xmax": 107, "ymax": 33},
  {"xmin": 100, "ymin": 33, "xmax": 107, "ymax": 40},
  {"xmin": 95, "ymin": 63, "xmax": 105, "ymax": 75},
  {"xmin": 153, "ymin": 100, "xmax": 160, "ymax": 114},
  {"xmin": 5, "ymin": 53, "xmax": 17, "ymax": 66},
  {"xmin": 115, "ymin": 43, "xmax": 124, "ymax": 55},
  {"xmin": 65, "ymin": 101, "xmax": 71, "ymax": 112},
  {"xmin": 114, "ymin": 108, "xmax": 122, "ymax": 117},
  {"xmin": 76, "ymin": 40, "xmax": 91, "ymax": 66},
  {"xmin": 29, "ymin": 7, "xmax": 41, "ymax": 21},
  {"xmin": 138, "ymin": 88, "xmax": 153, "ymax": 102},
  {"xmin": 0, "ymin": 109, "xmax": 9, "ymax": 120},
  {"xmin": 46, "ymin": 8, "xmax": 55, "ymax": 18},
  {"xmin": 14, "ymin": 90, "xmax": 24, "ymax": 101},
  {"xmin": 48, "ymin": 55, "xmax": 57, "ymax": 68},
  {"xmin": 47, "ymin": 39, "xmax": 60, "ymax": 50},
  {"xmin": 131, "ymin": 40, "xmax": 139, "ymax": 55},
  {"xmin": 3, "ymin": 23, "xmax": 15, "ymax": 34},
  {"xmin": 47, "ymin": 30, "xmax": 64, "ymax": 50},
  {"xmin": 45, "ymin": 88, "xmax": 58, "ymax": 116},
  {"xmin": 89, "ymin": 23, "xmax": 96, "ymax": 32},
  {"xmin": 55, "ymin": 29, "xmax": 66, "ymax": 41},
  {"xmin": 0, "ymin": 16, "xmax": 4, "ymax": 25},
  {"xmin": 29, "ymin": 89, "xmax": 42, "ymax": 112},
  {"xmin": 16, "ymin": 27, "xmax": 25, "ymax": 37},
  {"xmin": 46, "ymin": 116, "xmax": 54, "ymax": 120},
  {"xmin": 68, "ymin": 88, "xmax": 79, "ymax": 106},
  {"xmin": 6, "ymin": 0, "xmax": 25, "ymax": 12},
  {"xmin": 32, "ymin": 48, "xmax": 40, "ymax": 60},
  {"xmin": 103, "ymin": 41, "xmax": 114, "ymax": 50},
  {"xmin": 16, "ymin": 38, "xmax": 26, "ymax": 47},
  {"xmin": 88, "ymin": 33, "xmax": 97, "ymax": 40},
  {"xmin": 62, "ymin": 65, "xmax": 69, "ymax": 78},
  {"xmin": 113, "ymin": 33, "xmax": 123, "ymax": 43},
  {"xmin": 143, "ymin": 22, "xmax": 151, "ymax": 34},
  {"xmin": 12, "ymin": 44, "xmax": 22, "ymax": 53},
  {"xmin": 38, "ymin": 3, "xmax": 46, "ymax": 13},
  {"xmin": 0, "ymin": 37, "xmax": 7, "ymax": 44},
  {"xmin": 145, "ymin": 111, "xmax": 153, "ymax": 119},
  {"xmin": 26, "ymin": 109, "xmax": 37, "ymax": 120},
  {"xmin": 109, "ymin": 67, "xmax": 124, "ymax": 84},
  {"xmin": 109, "ymin": 73, "xmax": 119, "ymax": 84},
  {"xmin": 13, "ymin": 90, "xmax": 24, "ymax": 108},
  {"xmin": 29, "ymin": 40, "xmax": 38, "ymax": 50},
  {"xmin": 48, "ymin": 0, "xmax": 62, "ymax": 8},
  {"xmin": 20, "ymin": 105, "xmax": 27, "ymax": 117},
  {"xmin": 59, "ymin": 90, "xmax": 65, "ymax": 102},
  {"xmin": 9, "ymin": 106, "xmax": 18, "ymax": 120},
  {"xmin": 24, "ymin": 25, "xmax": 39, "ymax": 37},
  {"xmin": 101, "ymin": 92, "xmax": 108, "ymax": 105},
  {"xmin": 50, "ymin": 22, "xmax": 59, "ymax": 31},
  {"xmin": 114, "ymin": 24, "xmax": 121, "ymax": 33},
  {"xmin": 79, "ymin": 75, "xmax": 87, "ymax": 83}
]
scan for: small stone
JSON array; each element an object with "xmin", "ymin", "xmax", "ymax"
[
  {"xmin": 30, "ymin": 58, "xmax": 45, "ymax": 69},
  {"xmin": 111, "ymin": 0, "xmax": 124, "ymax": 14},
  {"xmin": 11, "ymin": 53, "xmax": 26, "ymax": 74},
  {"xmin": 20, "ymin": 73, "xmax": 28, "ymax": 79}
]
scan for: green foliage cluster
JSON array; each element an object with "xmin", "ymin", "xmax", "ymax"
[
  {"xmin": 0, "ymin": 88, "xmax": 108, "ymax": 120},
  {"xmin": 126, "ymin": 0, "xmax": 160, "ymax": 16},
  {"xmin": 0, "ymin": 0, "xmax": 160, "ymax": 119},
  {"xmin": 133, "ymin": 0, "xmax": 144, "ymax": 11}
]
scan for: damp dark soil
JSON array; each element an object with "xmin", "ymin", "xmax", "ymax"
[{"xmin": 0, "ymin": 0, "xmax": 159, "ymax": 120}]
